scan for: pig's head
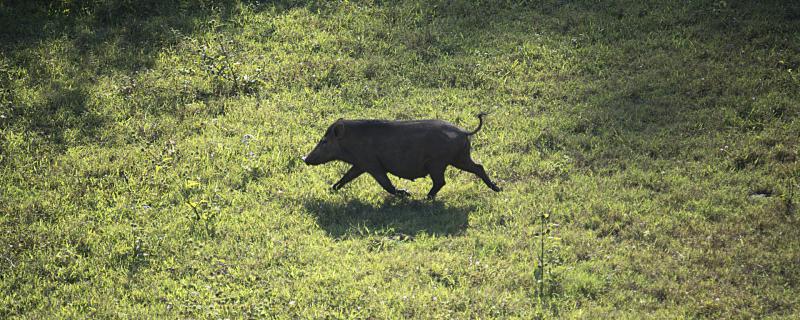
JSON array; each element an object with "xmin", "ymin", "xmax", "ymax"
[{"xmin": 303, "ymin": 120, "xmax": 346, "ymax": 166}]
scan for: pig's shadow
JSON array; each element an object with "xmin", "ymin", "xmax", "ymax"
[{"xmin": 303, "ymin": 198, "xmax": 474, "ymax": 239}]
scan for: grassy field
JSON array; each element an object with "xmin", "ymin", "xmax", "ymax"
[{"xmin": 1, "ymin": 0, "xmax": 799, "ymax": 318}]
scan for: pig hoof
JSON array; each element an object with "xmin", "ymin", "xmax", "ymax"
[
  {"xmin": 330, "ymin": 184, "xmax": 340, "ymax": 191},
  {"xmin": 395, "ymin": 189, "xmax": 411, "ymax": 197},
  {"xmin": 426, "ymin": 194, "xmax": 437, "ymax": 200},
  {"xmin": 491, "ymin": 185, "xmax": 502, "ymax": 192}
]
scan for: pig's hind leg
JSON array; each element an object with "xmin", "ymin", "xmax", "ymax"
[
  {"xmin": 452, "ymin": 152, "xmax": 502, "ymax": 192},
  {"xmin": 426, "ymin": 164, "xmax": 447, "ymax": 200}
]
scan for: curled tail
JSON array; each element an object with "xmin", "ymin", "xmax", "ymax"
[{"xmin": 466, "ymin": 112, "xmax": 488, "ymax": 136}]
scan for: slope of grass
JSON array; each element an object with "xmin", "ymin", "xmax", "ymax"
[{"xmin": 1, "ymin": 0, "xmax": 799, "ymax": 318}]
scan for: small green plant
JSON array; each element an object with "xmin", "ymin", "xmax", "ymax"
[
  {"xmin": 535, "ymin": 211, "xmax": 551, "ymax": 315},
  {"xmin": 189, "ymin": 24, "xmax": 263, "ymax": 96},
  {"xmin": 182, "ymin": 179, "xmax": 219, "ymax": 236},
  {"xmin": 126, "ymin": 222, "xmax": 149, "ymax": 275},
  {"xmin": 785, "ymin": 170, "xmax": 799, "ymax": 215}
]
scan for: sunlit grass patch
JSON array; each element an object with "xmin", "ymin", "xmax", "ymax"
[{"xmin": 1, "ymin": 0, "xmax": 799, "ymax": 318}]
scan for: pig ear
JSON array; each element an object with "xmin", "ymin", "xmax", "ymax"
[{"xmin": 332, "ymin": 123, "xmax": 346, "ymax": 139}]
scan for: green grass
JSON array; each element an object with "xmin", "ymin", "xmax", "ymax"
[{"xmin": 1, "ymin": 0, "xmax": 799, "ymax": 318}]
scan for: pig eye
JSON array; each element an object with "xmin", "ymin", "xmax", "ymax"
[{"xmin": 321, "ymin": 139, "xmax": 328, "ymax": 144}]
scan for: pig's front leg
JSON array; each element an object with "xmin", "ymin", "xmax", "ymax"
[
  {"xmin": 331, "ymin": 166, "xmax": 364, "ymax": 191},
  {"xmin": 367, "ymin": 170, "xmax": 410, "ymax": 197}
]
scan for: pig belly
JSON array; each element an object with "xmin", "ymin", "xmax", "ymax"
[
  {"xmin": 379, "ymin": 154, "xmax": 429, "ymax": 180},
  {"xmin": 375, "ymin": 135, "xmax": 453, "ymax": 180},
  {"xmin": 387, "ymin": 167, "xmax": 428, "ymax": 180}
]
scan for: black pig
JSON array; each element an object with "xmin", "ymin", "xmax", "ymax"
[{"xmin": 302, "ymin": 113, "xmax": 502, "ymax": 199}]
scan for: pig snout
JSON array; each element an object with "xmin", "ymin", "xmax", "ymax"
[{"xmin": 302, "ymin": 154, "xmax": 321, "ymax": 165}]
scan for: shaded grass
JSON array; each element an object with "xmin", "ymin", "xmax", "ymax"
[{"xmin": 305, "ymin": 197, "xmax": 473, "ymax": 239}]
